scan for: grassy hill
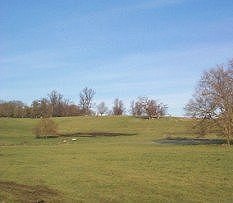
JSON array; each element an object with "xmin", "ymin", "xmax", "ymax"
[{"xmin": 0, "ymin": 116, "xmax": 232, "ymax": 202}]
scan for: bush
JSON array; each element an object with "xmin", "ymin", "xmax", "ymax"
[{"xmin": 34, "ymin": 118, "xmax": 58, "ymax": 138}]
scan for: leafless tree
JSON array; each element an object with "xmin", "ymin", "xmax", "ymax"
[
  {"xmin": 146, "ymin": 99, "xmax": 167, "ymax": 118},
  {"xmin": 131, "ymin": 97, "xmax": 147, "ymax": 116},
  {"xmin": 131, "ymin": 97, "xmax": 167, "ymax": 118},
  {"xmin": 34, "ymin": 118, "xmax": 58, "ymax": 139},
  {"xmin": 31, "ymin": 98, "xmax": 52, "ymax": 118},
  {"xmin": 112, "ymin": 98, "xmax": 124, "ymax": 115},
  {"xmin": 79, "ymin": 87, "xmax": 95, "ymax": 115},
  {"xmin": 48, "ymin": 90, "xmax": 64, "ymax": 117},
  {"xmin": 97, "ymin": 102, "xmax": 108, "ymax": 116},
  {"xmin": 185, "ymin": 59, "xmax": 233, "ymax": 145}
]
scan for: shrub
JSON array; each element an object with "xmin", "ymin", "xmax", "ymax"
[{"xmin": 34, "ymin": 118, "xmax": 58, "ymax": 138}]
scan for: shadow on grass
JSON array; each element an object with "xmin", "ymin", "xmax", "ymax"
[
  {"xmin": 36, "ymin": 132, "xmax": 136, "ymax": 139},
  {"xmin": 155, "ymin": 137, "xmax": 230, "ymax": 145}
]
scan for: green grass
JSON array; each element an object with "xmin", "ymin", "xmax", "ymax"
[{"xmin": 0, "ymin": 116, "xmax": 232, "ymax": 202}]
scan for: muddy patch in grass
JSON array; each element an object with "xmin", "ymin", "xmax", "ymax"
[
  {"xmin": 0, "ymin": 181, "xmax": 63, "ymax": 202},
  {"xmin": 155, "ymin": 137, "xmax": 227, "ymax": 145},
  {"xmin": 35, "ymin": 132, "xmax": 136, "ymax": 139},
  {"xmin": 58, "ymin": 131, "xmax": 136, "ymax": 138}
]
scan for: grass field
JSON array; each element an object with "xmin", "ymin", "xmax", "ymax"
[{"xmin": 0, "ymin": 116, "xmax": 232, "ymax": 202}]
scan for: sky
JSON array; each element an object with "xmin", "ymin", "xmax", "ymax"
[{"xmin": 0, "ymin": 0, "xmax": 233, "ymax": 116}]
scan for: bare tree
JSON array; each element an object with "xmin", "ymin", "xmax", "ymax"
[
  {"xmin": 146, "ymin": 99, "xmax": 167, "ymax": 118},
  {"xmin": 131, "ymin": 97, "xmax": 167, "ymax": 118},
  {"xmin": 79, "ymin": 87, "xmax": 95, "ymax": 115},
  {"xmin": 131, "ymin": 97, "xmax": 147, "ymax": 116},
  {"xmin": 48, "ymin": 90, "xmax": 64, "ymax": 117},
  {"xmin": 34, "ymin": 118, "xmax": 58, "ymax": 139},
  {"xmin": 185, "ymin": 59, "xmax": 233, "ymax": 145},
  {"xmin": 31, "ymin": 98, "xmax": 52, "ymax": 118},
  {"xmin": 97, "ymin": 102, "xmax": 108, "ymax": 116},
  {"xmin": 112, "ymin": 98, "xmax": 124, "ymax": 115}
]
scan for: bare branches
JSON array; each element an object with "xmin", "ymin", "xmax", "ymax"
[
  {"xmin": 112, "ymin": 98, "xmax": 124, "ymax": 115},
  {"xmin": 97, "ymin": 102, "xmax": 108, "ymax": 116},
  {"xmin": 185, "ymin": 58, "xmax": 233, "ymax": 145},
  {"xmin": 79, "ymin": 87, "xmax": 95, "ymax": 115},
  {"xmin": 48, "ymin": 91, "xmax": 64, "ymax": 117},
  {"xmin": 131, "ymin": 97, "xmax": 167, "ymax": 119}
]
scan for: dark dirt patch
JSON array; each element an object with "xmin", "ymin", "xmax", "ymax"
[
  {"xmin": 155, "ymin": 137, "xmax": 227, "ymax": 145},
  {"xmin": 35, "ymin": 132, "xmax": 136, "ymax": 139},
  {"xmin": 35, "ymin": 135, "xmax": 59, "ymax": 139},
  {"xmin": 0, "ymin": 181, "xmax": 62, "ymax": 202},
  {"xmin": 58, "ymin": 131, "xmax": 136, "ymax": 138}
]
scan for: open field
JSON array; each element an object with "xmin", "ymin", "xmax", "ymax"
[{"xmin": 0, "ymin": 116, "xmax": 233, "ymax": 202}]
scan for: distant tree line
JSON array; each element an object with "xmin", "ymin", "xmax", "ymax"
[
  {"xmin": 0, "ymin": 87, "xmax": 167, "ymax": 118},
  {"xmin": 0, "ymin": 88, "xmax": 94, "ymax": 118}
]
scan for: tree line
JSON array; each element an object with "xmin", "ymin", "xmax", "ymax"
[{"xmin": 0, "ymin": 87, "xmax": 167, "ymax": 119}]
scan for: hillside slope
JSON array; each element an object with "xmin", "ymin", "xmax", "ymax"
[{"xmin": 0, "ymin": 116, "xmax": 232, "ymax": 202}]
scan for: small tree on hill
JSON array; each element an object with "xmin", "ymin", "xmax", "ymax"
[
  {"xmin": 112, "ymin": 98, "xmax": 124, "ymax": 115},
  {"xmin": 97, "ymin": 102, "xmax": 108, "ymax": 116},
  {"xmin": 34, "ymin": 118, "xmax": 58, "ymax": 139},
  {"xmin": 48, "ymin": 90, "xmax": 64, "ymax": 117},
  {"xmin": 79, "ymin": 87, "xmax": 95, "ymax": 115},
  {"xmin": 131, "ymin": 97, "xmax": 167, "ymax": 118}
]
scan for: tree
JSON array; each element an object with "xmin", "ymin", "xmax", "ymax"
[
  {"xmin": 34, "ymin": 118, "xmax": 58, "ymax": 139},
  {"xmin": 112, "ymin": 98, "xmax": 124, "ymax": 115},
  {"xmin": 131, "ymin": 97, "xmax": 146, "ymax": 116},
  {"xmin": 185, "ymin": 59, "xmax": 233, "ymax": 145},
  {"xmin": 131, "ymin": 97, "xmax": 167, "ymax": 118},
  {"xmin": 31, "ymin": 98, "xmax": 52, "ymax": 118},
  {"xmin": 48, "ymin": 90, "xmax": 64, "ymax": 117},
  {"xmin": 146, "ymin": 99, "xmax": 167, "ymax": 118},
  {"xmin": 79, "ymin": 87, "xmax": 95, "ymax": 115},
  {"xmin": 97, "ymin": 102, "xmax": 108, "ymax": 116}
]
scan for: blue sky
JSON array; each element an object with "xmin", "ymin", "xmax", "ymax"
[{"xmin": 1, "ymin": 0, "xmax": 233, "ymax": 115}]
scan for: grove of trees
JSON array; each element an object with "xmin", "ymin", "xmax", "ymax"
[{"xmin": 0, "ymin": 88, "xmax": 94, "ymax": 118}]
